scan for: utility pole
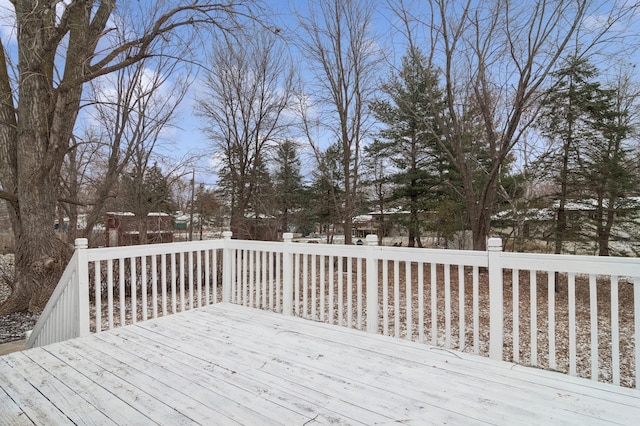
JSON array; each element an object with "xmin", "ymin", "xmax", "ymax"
[{"xmin": 188, "ymin": 170, "xmax": 195, "ymax": 241}]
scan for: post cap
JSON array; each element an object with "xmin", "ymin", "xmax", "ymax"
[
  {"xmin": 74, "ymin": 238, "xmax": 89, "ymax": 249},
  {"xmin": 365, "ymin": 234, "xmax": 378, "ymax": 246},
  {"xmin": 283, "ymin": 232, "xmax": 293, "ymax": 242},
  {"xmin": 487, "ymin": 237, "xmax": 502, "ymax": 250},
  {"xmin": 222, "ymin": 231, "xmax": 232, "ymax": 239}
]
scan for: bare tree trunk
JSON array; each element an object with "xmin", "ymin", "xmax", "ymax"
[{"xmin": 0, "ymin": 1, "xmax": 261, "ymax": 314}]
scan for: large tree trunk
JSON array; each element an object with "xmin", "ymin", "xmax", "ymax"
[
  {"xmin": 0, "ymin": 1, "xmax": 88, "ymax": 314},
  {"xmin": 2, "ymin": 171, "xmax": 73, "ymax": 313}
]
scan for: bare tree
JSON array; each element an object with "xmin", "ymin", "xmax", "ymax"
[
  {"xmin": 0, "ymin": 1, "xmax": 258, "ymax": 314},
  {"xmin": 296, "ymin": 0, "xmax": 382, "ymax": 245},
  {"xmin": 58, "ymin": 41, "xmax": 191, "ymax": 247},
  {"xmin": 391, "ymin": 0, "xmax": 637, "ymax": 250},
  {"xmin": 197, "ymin": 27, "xmax": 294, "ymax": 239}
]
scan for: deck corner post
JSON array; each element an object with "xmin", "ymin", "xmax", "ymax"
[
  {"xmin": 74, "ymin": 238, "xmax": 90, "ymax": 338},
  {"xmin": 488, "ymin": 237, "xmax": 503, "ymax": 361},
  {"xmin": 365, "ymin": 234, "xmax": 379, "ymax": 333},
  {"xmin": 282, "ymin": 232, "xmax": 294, "ymax": 315},
  {"xmin": 222, "ymin": 231, "xmax": 233, "ymax": 303}
]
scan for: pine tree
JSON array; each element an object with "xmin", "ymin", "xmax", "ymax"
[
  {"xmin": 370, "ymin": 49, "xmax": 457, "ymax": 247},
  {"xmin": 272, "ymin": 140, "xmax": 305, "ymax": 234},
  {"xmin": 537, "ymin": 56, "xmax": 636, "ymax": 255}
]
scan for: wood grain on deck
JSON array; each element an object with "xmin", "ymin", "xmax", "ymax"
[{"xmin": 1, "ymin": 303, "xmax": 639, "ymax": 425}]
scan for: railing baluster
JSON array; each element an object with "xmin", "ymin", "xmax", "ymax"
[
  {"xmin": 294, "ymin": 253, "xmax": 300, "ymax": 316},
  {"xmin": 249, "ymin": 250, "xmax": 255, "ymax": 308},
  {"xmin": 131, "ymin": 256, "xmax": 137, "ymax": 324},
  {"xmin": 338, "ymin": 256, "xmax": 344, "ymax": 326},
  {"xmin": 119, "ymin": 258, "xmax": 125, "ymax": 326},
  {"xmin": 235, "ymin": 249, "xmax": 241, "ymax": 304},
  {"xmin": 347, "ymin": 256, "xmax": 353, "ymax": 328},
  {"xmin": 611, "ymin": 275, "xmax": 620, "ymax": 386},
  {"xmin": 512, "ymin": 269, "xmax": 519, "ymax": 362},
  {"xmin": 568, "ymin": 272, "xmax": 576, "ymax": 376},
  {"xmin": 472, "ymin": 266, "xmax": 479, "ymax": 354},
  {"xmin": 204, "ymin": 250, "xmax": 210, "ymax": 306},
  {"xmin": 394, "ymin": 260, "xmax": 399, "ymax": 338},
  {"xmin": 418, "ymin": 262, "xmax": 424, "ymax": 343},
  {"xmin": 141, "ymin": 256, "xmax": 147, "ymax": 321},
  {"xmin": 243, "ymin": 249, "xmax": 249, "ymax": 306},
  {"xmin": 634, "ymin": 276, "xmax": 639, "ymax": 390},
  {"xmin": 357, "ymin": 256, "xmax": 363, "ymax": 330},
  {"xmin": 383, "ymin": 259, "xmax": 389, "ymax": 336},
  {"xmin": 303, "ymin": 253, "xmax": 309, "ymax": 318},
  {"xmin": 458, "ymin": 264, "xmax": 464, "ymax": 350},
  {"xmin": 171, "ymin": 253, "xmax": 177, "ymax": 314},
  {"xmin": 276, "ymin": 251, "xmax": 281, "ymax": 312},
  {"xmin": 179, "ymin": 252, "xmax": 185, "ymax": 311},
  {"xmin": 262, "ymin": 250, "xmax": 267, "ymax": 309},
  {"xmin": 548, "ymin": 271, "xmax": 556, "ymax": 370},
  {"xmin": 405, "ymin": 260, "xmax": 412, "ymax": 340},
  {"xmin": 151, "ymin": 255, "xmax": 158, "ymax": 319},
  {"xmin": 94, "ymin": 260, "xmax": 101, "ymax": 333},
  {"xmin": 196, "ymin": 250, "xmax": 202, "ymax": 308},
  {"xmin": 365, "ymin": 235, "xmax": 378, "ymax": 334},
  {"xmin": 444, "ymin": 264, "xmax": 451, "ymax": 349},
  {"xmin": 530, "ymin": 269, "xmax": 537, "ymax": 366},
  {"xmin": 107, "ymin": 258, "xmax": 114, "ymax": 329},
  {"xmin": 161, "ymin": 254, "xmax": 167, "ymax": 316},
  {"xmin": 312, "ymin": 254, "xmax": 317, "ymax": 320},
  {"xmin": 188, "ymin": 250, "xmax": 194, "ymax": 310},
  {"xmin": 329, "ymin": 255, "xmax": 335, "ymax": 324},
  {"xmin": 214, "ymin": 249, "xmax": 218, "ymax": 303},
  {"xmin": 320, "ymin": 255, "xmax": 325, "ymax": 322},
  {"xmin": 268, "ymin": 251, "xmax": 274, "ymax": 310},
  {"xmin": 589, "ymin": 274, "xmax": 598, "ymax": 381},
  {"xmin": 431, "ymin": 263, "xmax": 437, "ymax": 346}
]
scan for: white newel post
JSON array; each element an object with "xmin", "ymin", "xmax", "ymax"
[
  {"xmin": 488, "ymin": 237, "xmax": 504, "ymax": 361},
  {"xmin": 74, "ymin": 238, "xmax": 90, "ymax": 338},
  {"xmin": 222, "ymin": 231, "xmax": 233, "ymax": 303},
  {"xmin": 365, "ymin": 234, "xmax": 379, "ymax": 333},
  {"xmin": 282, "ymin": 233, "xmax": 294, "ymax": 316}
]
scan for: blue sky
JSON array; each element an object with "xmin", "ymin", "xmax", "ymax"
[{"xmin": 0, "ymin": 1, "xmax": 638, "ymax": 189}]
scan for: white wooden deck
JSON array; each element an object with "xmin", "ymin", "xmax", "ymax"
[{"xmin": 1, "ymin": 303, "xmax": 639, "ymax": 425}]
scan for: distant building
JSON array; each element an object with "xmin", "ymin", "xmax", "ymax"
[{"xmin": 105, "ymin": 212, "xmax": 173, "ymax": 246}]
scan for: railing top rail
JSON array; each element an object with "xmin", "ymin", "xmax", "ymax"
[
  {"xmin": 85, "ymin": 239, "xmax": 226, "ymax": 261},
  {"xmin": 502, "ymin": 251, "xmax": 640, "ymax": 277},
  {"xmin": 229, "ymin": 239, "xmax": 488, "ymax": 266},
  {"xmin": 226, "ymin": 239, "xmax": 288, "ymax": 252},
  {"xmin": 370, "ymin": 245, "xmax": 488, "ymax": 266}
]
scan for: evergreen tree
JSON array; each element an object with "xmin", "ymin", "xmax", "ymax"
[
  {"xmin": 362, "ymin": 142, "xmax": 393, "ymax": 239},
  {"xmin": 370, "ymin": 49, "xmax": 456, "ymax": 247},
  {"xmin": 308, "ymin": 144, "xmax": 344, "ymax": 243},
  {"xmin": 272, "ymin": 139, "xmax": 305, "ymax": 234},
  {"xmin": 537, "ymin": 56, "xmax": 636, "ymax": 255}
]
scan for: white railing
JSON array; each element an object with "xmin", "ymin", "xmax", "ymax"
[
  {"xmin": 26, "ymin": 239, "xmax": 90, "ymax": 348},
  {"xmin": 27, "ymin": 232, "xmax": 640, "ymax": 389}
]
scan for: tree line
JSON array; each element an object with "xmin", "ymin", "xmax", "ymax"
[{"xmin": 1, "ymin": 0, "xmax": 639, "ymax": 315}]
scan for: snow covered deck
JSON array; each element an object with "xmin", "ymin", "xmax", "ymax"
[{"xmin": 2, "ymin": 303, "xmax": 639, "ymax": 425}]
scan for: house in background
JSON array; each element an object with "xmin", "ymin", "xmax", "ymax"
[
  {"xmin": 105, "ymin": 212, "xmax": 173, "ymax": 247},
  {"xmin": 492, "ymin": 197, "xmax": 640, "ymax": 255}
]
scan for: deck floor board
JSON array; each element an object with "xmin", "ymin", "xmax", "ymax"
[{"xmin": 1, "ymin": 302, "xmax": 639, "ymax": 425}]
